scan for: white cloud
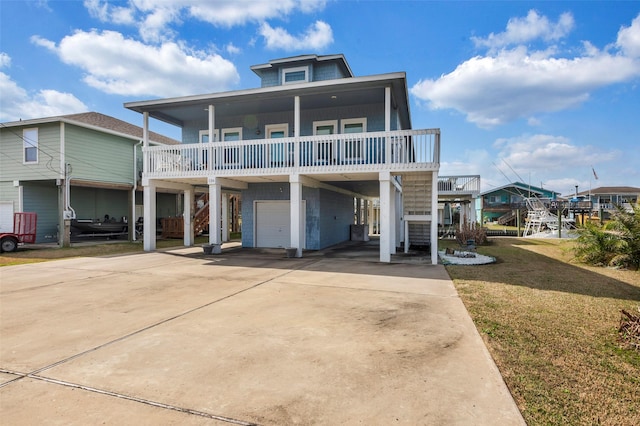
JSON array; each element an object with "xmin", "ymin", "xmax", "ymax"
[
  {"xmin": 0, "ymin": 71, "xmax": 88, "ymax": 122},
  {"xmin": 0, "ymin": 52, "xmax": 11, "ymax": 68},
  {"xmin": 494, "ymin": 134, "xmax": 619, "ymax": 172},
  {"xmin": 225, "ymin": 42, "xmax": 241, "ymax": 55},
  {"xmin": 84, "ymin": 0, "xmax": 327, "ymax": 42},
  {"xmin": 33, "ymin": 30, "xmax": 239, "ymax": 97},
  {"xmin": 472, "ymin": 10, "xmax": 574, "ymax": 50},
  {"xmin": 260, "ymin": 20, "xmax": 333, "ymax": 51},
  {"xmin": 411, "ymin": 12, "xmax": 640, "ymax": 128},
  {"xmin": 617, "ymin": 14, "xmax": 640, "ymax": 58}
]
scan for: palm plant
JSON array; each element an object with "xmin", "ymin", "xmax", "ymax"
[{"xmin": 574, "ymin": 204, "xmax": 640, "ymax": 270}]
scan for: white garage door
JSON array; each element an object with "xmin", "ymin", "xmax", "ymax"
[
  {"xmin": 0, "ymin": 202, "xmax": 14, "ymax": 233},
  {"xmin": 255, "ymin": 201, "xmax": 305, "ymax": 248}
]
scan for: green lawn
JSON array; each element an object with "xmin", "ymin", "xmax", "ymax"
[{"xmin": 441, "ymin": 237, "xmax": 640, "ymax": 425}]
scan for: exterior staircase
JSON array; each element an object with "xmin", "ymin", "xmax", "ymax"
[
  {"xmin": 161, "ymin": 193, "xmax": 209, "ymax": 238},
  {"xmin": 402, "ymin": 173, "xmax": 432, "ymax": 247}
]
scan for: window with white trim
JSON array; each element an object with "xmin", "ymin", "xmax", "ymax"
[
  {"xmin": 23, "ymin": 128, "xmax": 38, "ymax": 163},
  {"xmin": 199, "ymin": 129, "xmax": 219, "ymax": 143},
  {"xmin": 266, "ymin": 124, "xmax": 290, "ymax": 166},
  {"xmin": 221, "ymin": 127, "xmax": 243, "ymax": 167},
  {"xmin": 282, "ymin": 66, "xmax": 309, "ymax": 85},
  {"xmin": 313, "ymin": 120, "xmax": 337, "ymax": 164},
  {"xmin": 341, "ymin": 118, "xmax": 367, "ymax": 161}
]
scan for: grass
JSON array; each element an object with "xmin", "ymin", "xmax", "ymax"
[
  {"xmin": 0, "ymin": 236, "xmax": 211, "ymax": 267},
  {"xmin": 441, "ymin": 237, "xmax": 640, "ymax": 425}
]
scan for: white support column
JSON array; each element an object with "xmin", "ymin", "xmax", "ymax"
[
  {"xmin": 470, "ymin": 200, "xmax": 477, "ymax": 224},
  {"xmin": 209, "ymin": 182, "xmax": 221, "ymax": 246},
  {"xmin": 142, "ymin": 112, "xmax": 149, "ymax": 174},
  {"xmin": 355, "ymin": 198, "xmax": 361, "ymax": 225},
  {"xmin": 143, "ymin": 180, "xmax": 156, "ymax": 251},
  {"xmin": 183, "ymin": 188, "xmax": 194, "ymax": 247},
  {"xmin": 390, "ymin": 181, "xmax": 396, "ymax": 254},
  {"xmin": 385, "ymin": 86, "xmax": 391, "ymax": 132},
  {"xmin": 222, "ymin": 193, "xmax": 229, "ymax": 242},
  {"xmin": 368, "ymin": 201, "xmax": 374, "ymax": 235},
  {"xmin": 363, "ymin": 200, "xmax": 369, "ymax": 229},
  {"xmin": 379, "ymin": 172, "xmax": 392, "ymax": 263},
  {"xmin": 294, "ymin": 96, "xmax": 300, "ymax": 168},
  {"xmin": 290, "ymin": 174, "xmax": 304, "ymax": 257},
  {"xmin": 431, "ymin": 170, "xmax": 439, "ymax": 265},
  {"xmin": 208, "ymin": 105, "xmax": 215, "ymax": 169}
]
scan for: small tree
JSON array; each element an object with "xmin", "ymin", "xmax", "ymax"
[{"xmin": 574, "ymin": 204, "xmax": 640, "ymax": 270}]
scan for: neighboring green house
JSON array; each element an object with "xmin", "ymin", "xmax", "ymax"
[
  {"xmin": 0, "ymin": 112, "xmax": 179, "ymax": 244},
  {"xmin": 477, "ymin": 182, "xmax": 560, "ymax": 225}
]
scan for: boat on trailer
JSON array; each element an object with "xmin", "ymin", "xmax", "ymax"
[{"xmin": 71, "ymin": 219, "xmax": 128, "ymax": 237}]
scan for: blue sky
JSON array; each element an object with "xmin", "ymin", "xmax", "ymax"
[{"xmin": 1, "ymin": 0, "xmax": 639, "ymax": 195}]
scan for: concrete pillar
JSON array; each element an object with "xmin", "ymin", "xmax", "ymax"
[
  {"xmin": 183, "ymin": 188, "xmax": 194, "ymax": 247},
  {"xmin": 290, "ymin": 174, "xmax": 303, "ymax": 257},
  {"xmin": 364, "ymin": 200, "xmax": 370, "ymax": 233},
  {"xmin": 209, "ymin": 182, "xmax": 221, "ymax": 245},
  {"xmin": 379, "ymin": 172, "xmax": 391, "ymax": 263},
  {"xmin": 355, "ymin": 197, "xmax": 361, "ymax": 225},
  {"xmin": 143, "ymin": 181, "xmax": 156, "ymax": 251}
]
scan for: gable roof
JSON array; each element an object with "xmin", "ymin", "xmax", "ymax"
[
  {"xmin": 479, "ymin": 181, "xmax": 560, "ymax": 197},
  {"xmin": 578, "ymin": 186, "xmax": 640, "ymax": 196},
  {"xmin": 1, "ymin": 112, "xmax": 179, "ymax": 145},
  {"xmin": 250, "ymin": 54, "xmax": 354, "ymax": 78}
]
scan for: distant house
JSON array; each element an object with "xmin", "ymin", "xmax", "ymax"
[
  {"xmin": 125, "ymin": 54, "xmax": 443, "ymax": 262},
  {"xmin": 0, "ymin": 112, "xmax": 179, "ymax": 244},
  {"xmin": 577, "ymin": 186, "xmax": 640, "ymax": 219},
  {"xmin": 478, "ymin": 182, "xmax": 560, "ymax": 225}
]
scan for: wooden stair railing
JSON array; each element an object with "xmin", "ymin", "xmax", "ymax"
[{"xmin": 161, "ymin": 193, "xmax": 209, "ymax": 238}]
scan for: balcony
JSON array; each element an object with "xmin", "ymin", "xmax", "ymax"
[
  {"xmin": 438, "ymin": 175, "xmax": 480, "ymax": 197},
  {"xmin": 144, "ymin": 129, "xmax": 439, "ymax": 180}
]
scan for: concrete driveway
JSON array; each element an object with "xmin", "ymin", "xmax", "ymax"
[{"xmin": 0, "ymin": 245, "xmax": 524, "ymax": 425}]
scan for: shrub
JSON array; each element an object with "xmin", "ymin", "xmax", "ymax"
[
  {"xmin": 574, "ymin": 204, "xmax": 640, "ymax": 270},
  {"xmin": 455, "ymin": 222, "xmax": 488, "ymax": 246}
]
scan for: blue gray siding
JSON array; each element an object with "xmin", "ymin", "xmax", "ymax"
[
  {"xmin": 241, "ymin": 182, "xmax": 353, "ymax": 250},
  {"xmin": 318, "ymin": 189, "xmax": 353, "ymax": 248},
  {"xmin": 182, "ymin": 104, "xmax": 384, "ymax": 144}
]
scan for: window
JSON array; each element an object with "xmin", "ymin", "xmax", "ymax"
[
  {"xmin": 199, "ymin": 129, "xmax": 219, "ymax": 143},
  {"xmin": 23, "ymin": 128, "xmax": 38, "ymax": 163},
  {"xmin": 282, "ymin": 66, "xmax": 309, "ymax": 85},
  {"xmin": 221, "ymin": 128, "xmax": 242, "ymax": 167},
  {"xmin": 266, "ymin": 124, "xmax": 290, "ymax": 166},
  {"xmin": 313, "ymin": 120, "xmax": 337, "ymax": 164},
  {"xmin": 341, "ymin": 118, "xmax": 367, "ymax": 161}
]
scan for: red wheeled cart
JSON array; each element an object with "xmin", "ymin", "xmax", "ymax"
[{"xmin": 0, "ymin": 212, "xmax": 37, "ymax": 253}]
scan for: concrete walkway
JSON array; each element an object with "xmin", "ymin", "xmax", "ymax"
[{"xmin": 0, "ymin": 245, "xmax": 524, "ymax": 425}]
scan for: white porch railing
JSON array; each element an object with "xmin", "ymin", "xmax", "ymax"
[
  {"xmin": 144, "ymin": 129, "xmax": 440, "ymax": 179},
  {"xmin": 438, "ymin": 175, "xmax": 480, "ymax": 196}
]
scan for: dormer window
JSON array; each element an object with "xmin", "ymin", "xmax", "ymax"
[{"xmin": 282, "ymin": 66, "xmax": 309, "ymax": 84}]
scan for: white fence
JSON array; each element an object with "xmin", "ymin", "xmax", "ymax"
[{"xmin": 144, "ymin": 129, "xmax": 440, "ymax": 178}]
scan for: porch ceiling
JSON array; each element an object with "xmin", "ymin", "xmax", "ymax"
[
  {"xmin": 151, "ymin": 172, "xmax": 382, "ymax": 198},
  {"xmin": 125, "ymin": 73, "xmax": 408, "ymax": 129}
]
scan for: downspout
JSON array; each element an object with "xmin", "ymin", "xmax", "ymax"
[{"xmin": 65, "ymin": 168, "xmax": 77, "ymax": 220}]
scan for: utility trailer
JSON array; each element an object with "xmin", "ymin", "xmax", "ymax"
[{"xmin": 0, "ymin": 212, "xmax": 37, "ymax": 253}]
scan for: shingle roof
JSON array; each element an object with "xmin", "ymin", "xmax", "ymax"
[
  {"xmin": 63, "ymin": 112, "xmax": 179, "ymax": 145},
  {"xmin": 578, "ymin": 186, "xmax": 640, "ymax": 195}
]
